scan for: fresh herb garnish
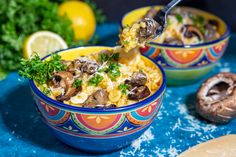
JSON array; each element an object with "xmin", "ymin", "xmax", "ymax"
[
  {"xmin": 123, "ymin": 40, "xmax": 129, "ymax": 45},
  {"xmin": 98, "ymin": 53, "xmax": 110, "ymax": 62},
  {"xmin": 42, "ymin": 87, "xmax": 51, "ymax": 95},
  {"xmin": 19, "ymin": 53, "xmax": 66, "ymax": 85},
  {"xmin": 175, "ymin": 14, "xmax": 183, "ymax": 23},
  {"xmin": 98, "ymin": 53, "xmax": 119, "ymax": 63},
  {"xmin": 88, "ymin": 74, "xmax": 103, "ymax": 86},
  {"xmin": 118, "ymin": 83, "xmax": 128, "ymax": 95},
  {"xmin": 0, "ymin": 0, "xmax": 74, "ymax": 78},
  {"xmin": 73, "ymin": 79, "xmax": 82, "ymax": 88},
  {"xmin": 190, "ymin": 15, "xmax": 206, "ymax": 34},
  {"xmin": 107, "ymin": 62, "xmax": 121, "ymax": 81}
]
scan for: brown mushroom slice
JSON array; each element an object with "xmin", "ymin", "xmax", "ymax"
[
  {"xmin": 197, "ymin": 72, "xmax": 236, "ymax": 123},
  {"xmin": 208, "ymin": 19, "xmax": 219, "ymax": 28},
  {"xmin": 125, "ymin": 71, "xmax": 148, "ymax": 88},
  {"xmin": 181, "ymin": 25, "xmax": 204, "ymax": 41},
  {"xmin": 80, "ymin": 61, "xmax": 99, "ymax": 75},
  {"xmin": 139, "ymin": 18, "xmax": 160, "ymax": 43},
  {"xmin": 128, "ymin": 85, "xmax": 151, "ymax": 100},
  {"xmin": 204, "ymin": 19, "xmax": 221, "ymax": 42},
  {"xmin": 50, "ymin": 71, "xmax": 81, "ymax": 102},
  {"xmin": 83, "ymin": 89, "xmax": 109, "ymax": 108}
]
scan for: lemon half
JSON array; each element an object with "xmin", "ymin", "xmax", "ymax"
[{"xmin": 23, "ymin": 31, "xmax": 68, "ymax": 59}]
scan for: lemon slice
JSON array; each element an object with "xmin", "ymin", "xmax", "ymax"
[{"xmin": 23, "ymin": 31, "xmax": 68, "ymax": 59}]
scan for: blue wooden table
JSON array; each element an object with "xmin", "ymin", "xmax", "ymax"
[{"xmin": 0, "ymin": 23, "xmax": 235, "ymax": 157}]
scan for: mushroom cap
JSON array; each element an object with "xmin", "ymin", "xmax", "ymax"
[
  {"xmin": 139, "ymin": 18, "xmax": 159, "ymax": 41},
  {"xmin": 51, "ymin": 71, "xmax": 81, "ymax": 102},
  {"xmin": 83, "ymin": 89, "xmax": 109, "ymax": 108},
  {"xmin": 128, "ymin": 85, "xmax": 151, "ymax": 100},
  {"xmin": 181, "ymin": 24, "xmax": 204, "ymax": 41},
  {"xmin": 196, "ymin": 72, "xmax": 236, "ymax": 123}
]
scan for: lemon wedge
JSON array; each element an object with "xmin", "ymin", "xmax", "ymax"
[{"xmin": 23, "ymin": 31, "xmax": 68, "ymax": 59}]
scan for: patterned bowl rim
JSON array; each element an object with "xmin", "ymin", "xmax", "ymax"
[
  {"xmin": 29, "ymin": 46, "xmax": 166, "ymax": 113},
  {"xmin": 121, "ymin": 6, "xmax": 231, "ymax": 48}
]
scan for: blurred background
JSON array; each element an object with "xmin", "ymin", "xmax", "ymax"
[
  {"xmin": 96, "ymin": 0, "xmax": 236, "ymax": 32},
  {"xmin": 0, "ymin": 0, "xmax": 235, "ymax": 80}
]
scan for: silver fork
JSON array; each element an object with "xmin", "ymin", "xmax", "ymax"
[{"xmin": 153, "ymin": 0, "xmax": 183, "ymax": 39}]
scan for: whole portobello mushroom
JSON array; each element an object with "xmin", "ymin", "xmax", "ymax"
[{"xmin": 196, "ymin": 72, "xmax": 236, "ymax": 123}]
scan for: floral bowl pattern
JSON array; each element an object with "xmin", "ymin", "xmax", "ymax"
[
  {"xmin": 121, "ymin": 6, "xmax": 230, "ymax": 86},
  {"xmin": 29, "ymin": 46, "xmax": 166, "ymax": 153}
]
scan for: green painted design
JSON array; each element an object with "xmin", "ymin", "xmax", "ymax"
[{"xmin": 165, "ymin": 63, "xmax": 216, "ymax": 86}]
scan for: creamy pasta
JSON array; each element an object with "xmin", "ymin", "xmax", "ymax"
[{"xmin": 39, "ymin": 49, "xmax": 162, "ymax": 108}]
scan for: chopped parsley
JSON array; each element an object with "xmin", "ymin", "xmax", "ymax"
[
  {"xmin": 88, "ymin": 74, "xmax": 104, "ymax": 86},
  {"xmin": 175, "ymin": 14, "xmax": 183, "ymax": 23},
  {"xmin": 191, "ymin": 15, "xmax": 205, "ymax": 25},
  {"xmin": 190, "ymin": 15, "xmax": 206, "ymax": 34},
  {"xmin": 107, "ymin": 62, "xmax": 121, "ymax": 81},
  {"xmin": 42, "ymin": 87, "xmax": 51, "ymax": 95},
  {"xmin": 123, "ymin": 40, "xmax": 129, "ymax": 45},
  {"xmin": 118, "ymin": 84, "xmax": 128, "ymax": 95},
  {"xmin": 73, "ymin": 79, "xmax": 82, "ymax": 88},
  {"xmin": 98, "ymin": 53, "xmax": 119, "ymax": 63},
  {"xmin": 19, "ymin": 53, "xmax": 66, "ymax": 85}
]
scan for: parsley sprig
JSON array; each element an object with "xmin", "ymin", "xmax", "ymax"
[
  {"xmin": 107, "ymin": 62, "xmax": 121, "ymax": 81},
  {"xmin": 18, "ymin": 53, "xmax": 66, "ymax": 85},
  {"xmin": 175, "ymin": 14, "xmax": 183, "ymax": 23},
  {"xmin": 98, "ymin": 53, "xmax": 119, "ymax": 63},
  {"xmin": 118, "ymin": 83, "xmax": 128, "ymax": 95},
  {"xmin": 88, "ymin": 74, "xmax": 104, "ymax": 86},
  {"xmin": 190, "ymin": 15, "xmax": 206, "ymax": 34},
  {"xmin": 73, "ymin": 79, "xmax": 83, "ymax": 88}
]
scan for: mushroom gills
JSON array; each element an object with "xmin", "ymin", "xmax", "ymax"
[
  {"xmin": 50, "ymin": 71, "xmax": 81, "ymax": 102},
  {"xmin": 207, "ymin": 81, "xmax": 230, "ymax": 101}
]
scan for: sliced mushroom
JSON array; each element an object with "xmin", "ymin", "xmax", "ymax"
[
  {"xmin": 197, "ymin": 72, "xmax": 236, "ymax": 123},
  {"xmin": 61, "ymin": 60, "xmax": 83, "ymax": 75},
  {"xmin": 139, "ymin": 18, "xmax": 160, "ymax": 42},
  {"xmin": 125, "ymin": 71, "xmax": 147, "ymax": 87},
  {"xmin": 128, "ymin": 85, "xmax": 151, "ymax": 100},
  {"xmin": 80, "ymin": 61, "xmax": 99, "ymax": 75},
  {"xmin": 204, "ymin": 19, "xmax": 220, "ymax": 42},
  {"xmin": 50, "ymin": 71, "xmax": 81, "ymax": 102},
  {"xmin": 208, "ymin": 19, "xmax": 219, "ymax": 29},
  {"xmin": 83, "ymin": 89, "xmax": 109, "ymax": 108},
  {"xmin": 181, "ymin": 25, "xmax": 204, "ymax": 41},
  {"xmin": 163, "ymin": 37, "xmax": 184, "ymax": 45}
]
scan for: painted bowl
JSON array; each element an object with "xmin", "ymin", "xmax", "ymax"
[
  {"xmin": 29, "ymin": 46, "xmax": 166, "ymax": 153},
  {"xmin": 121, "ymin": 6, "xmax": 230, "ymax": 86}
]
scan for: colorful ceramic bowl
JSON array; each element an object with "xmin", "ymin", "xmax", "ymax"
[
  {"xmin": 121, "ymin": 6, "xmax": 230, "ymax": 86},
  {"xmin": 29, "ymin": 46, "xmax": 166, "ymax": 153}
]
